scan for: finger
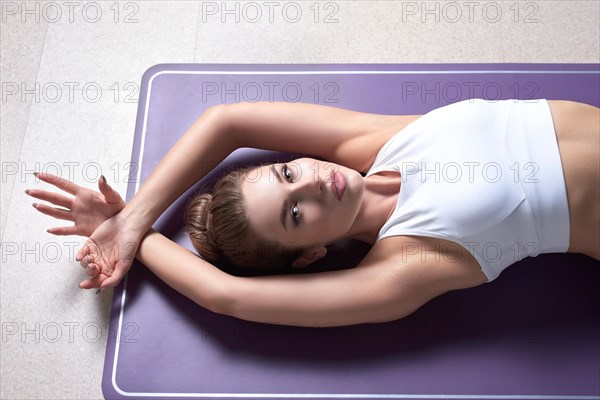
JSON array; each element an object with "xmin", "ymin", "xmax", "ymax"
[
  {"xmin": 26, "ymin": 188, "xmax": 73, "ymax": 209},
  {"xmin": 81, "ymin": 256, "xmax": 101, "ymax": 277},
  {"xmin": 47, "ymin": 226, "xmax": 80, "ymax": 236},
  {"xmin": 99, "ymin": 275, "xmax": 120, "ymax": 289},
  {"xmin": 75, "ymin": 239, "xmax": 95, "ymax": 262},
  {"xmin": 79, "ymin": 274, "xmax": 103, "ymax": 290},
  {"xmin": 98, "ymin": 176, "xmax": 125, "ymax": 205},
  {"xmin": 99, "ymin": 264, "xmax": 127, "ymax": 289},
  {"xmin": 86, "ymin": 262, "xmax": 100, "ymax": 277},
  {"xmin": 80, "ymin": 254, "xmax": 97, "ymax": 274},
  {"xmin": 76, "ymin": 245, "xmax": 87, "ymax": 262},
  {"xmin": 35, "ymin": 171, "xmax": 80, "ymax": 196},
  {"xmin": 33, "ymin": 203, "xmax": 74, "ymax": 221}
]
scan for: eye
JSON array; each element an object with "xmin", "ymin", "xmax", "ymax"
[
  {"xmin": 290, "ymin": 203, "xmax": 300, "ymax": 225},
  {"xmin": 283, "ymin": 164, "xmax": 293, "ymax": 182}
]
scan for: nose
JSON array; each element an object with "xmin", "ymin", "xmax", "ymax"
[{"xmin": 292, "ymin": 174, "xmax": 324, "ymax": 198}]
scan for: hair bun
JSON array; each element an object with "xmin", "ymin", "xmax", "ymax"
[
  {"xmin": 184, "ymin": 192, "xmax": 221, "ymax": 263},
  {"xmin": 196, "ymin": 193, "xmax": 213, "ymax": 233}
]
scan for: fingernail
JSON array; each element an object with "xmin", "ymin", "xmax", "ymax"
[
  {"xmin": 33, "ymin": 172, "xmax": 38, "ymax": 177},
  {"xmin": 100, "ymin": 175, "xmax": 106, "ymax": 183},
  {"xmin": 32, "ymin": 203, "xmax": 37, "ymax": 208},
  {"xmin": 76, "ymin": 256, "xmax": 80, "ymax": 261},
  {"xmin": 25, "ymin": 189, "xmax": 30, "ymax": 195}
]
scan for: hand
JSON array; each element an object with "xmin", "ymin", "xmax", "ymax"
[
  {"xmin": 75, "ymin": 215, "xmax": 142, "ymax": 290},
  {"xmin": 29, "ymin": 172, "xmax": 133, "ymax": 289},
  {"xmin": 28, "ymin": 172, "xmax": 126, "ymax": 237}
]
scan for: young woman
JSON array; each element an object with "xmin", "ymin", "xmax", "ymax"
[{"xmin": 29, "ymin": 99, "xmax": 600, "ymax": 327}]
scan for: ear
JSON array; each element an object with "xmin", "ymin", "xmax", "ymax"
[{"xmin": 291, "ymin": 246, "xmax": 327, "ymax": 268}]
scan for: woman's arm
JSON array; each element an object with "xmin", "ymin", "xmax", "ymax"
[
  {"xmin": 131, "ymin": 229, "xmax": 418, "ymax": 326},
  {"xmin": 124, "ymin": 102, "xmax": 407, "ymax": 232},
  {"xmin": 85, "ymin": 102, "xmax": 407, "ymax": 289},
  {"xmin": 133, "ymin": 228, "xmax": 234, "ymax": 314},
  {"xmin": 120, "ymin": 105, "xmax": 234, "ymax": 233},
  {"xmin": 134, "ymin": 233, "xmax": 481, "ymax": 327},
  {"xmin": 69, "ymin": 105, "xmax": 233, "ymax": 289},
  {"xmin": 30, "ymin": 172, "xmax": 477, "ymax": 326},
  {"xmin": 226, "ymin": 101, "xmax": 412, "ymax": 173}
]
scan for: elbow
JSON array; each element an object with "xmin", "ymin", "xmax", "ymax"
[
  {"xmin": 208, "ymin": 103, "xmax": 232, "ymax": 124},
  {"xmin": 203, "ymin": 103, "xmax": 236, "ymax": 147},
  {"xmin": 200, "ymin": 103, "xmax": 230, "ymax": 131},
  {"xmin": 205, "ymin": 103, "xmax": 228, "ymax": 115}
]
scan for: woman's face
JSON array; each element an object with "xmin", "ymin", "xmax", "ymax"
[{"xmin": 240, "ymin": 157, "xmax": 365, "ymax": 249}]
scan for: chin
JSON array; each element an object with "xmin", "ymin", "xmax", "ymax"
[
  {"xmin": 342, "ymin": 174, "xmax": 363, "ymax": 218},
  {"xmin": 345, "ymin": 168, "xmax": 364, "ymax": 193}
]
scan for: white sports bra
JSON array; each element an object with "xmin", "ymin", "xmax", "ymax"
[{"xmin": 366, "ymin": 99, "xmax": 541, "ymax": 282}]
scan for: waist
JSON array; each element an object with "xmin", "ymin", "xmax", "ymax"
[{"xmin": 502, "ymin": 99, "xmax": 570, "ymax": 253}]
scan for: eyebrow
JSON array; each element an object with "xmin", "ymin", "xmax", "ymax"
[{"xmin": 271, "ymin": 164, "xmax": 288, "ymax": 232}]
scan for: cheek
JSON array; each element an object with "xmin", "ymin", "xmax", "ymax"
[
  {"xmin": 311, "ymin": 205, "xmax": 330, "ymax": 222},
  {"xmin": 303, "ymin": 204, "xmax": 332, "ymax": 228}
]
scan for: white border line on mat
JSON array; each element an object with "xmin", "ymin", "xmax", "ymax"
[{"xmin": 111, "ymin": 68, "xmax": 600, "ymax": 400}]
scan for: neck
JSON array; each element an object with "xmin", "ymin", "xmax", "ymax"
[{"xmin": 346, "ymin": 172, "xmax": 401, "ymax": 245}]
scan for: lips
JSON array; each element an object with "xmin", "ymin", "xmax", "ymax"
[{"xmin": 330, "ymin": 171, "xmax": 346, "ymax": 201}]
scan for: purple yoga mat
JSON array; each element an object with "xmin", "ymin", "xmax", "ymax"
[{"xmin": 102, "ymin": 64, "xmax": 600, "ymax": 400}]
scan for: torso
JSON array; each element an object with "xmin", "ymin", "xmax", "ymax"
[
  {"xmin": 546, "ymin": 100, "xmax": 599, "ymax": 259},
  {"xmin": 363, "ymin": 169, "xmax": 490, "ymax": 288},
  {"xmin": 361, "ymin": 100, "xmax": 600, "ymax": 287}
]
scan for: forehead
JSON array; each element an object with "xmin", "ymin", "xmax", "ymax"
[{"xmin": 241, "ymin": 164, "xmax": 283, "ymax": 235}]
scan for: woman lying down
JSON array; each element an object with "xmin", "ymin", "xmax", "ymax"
[{"xmin": 29, "ymin": 99, "xmax": 600, "ymax": 327}]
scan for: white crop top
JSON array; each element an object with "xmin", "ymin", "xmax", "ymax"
[{"xmin": 365, "ymin": 99, "xmax": 542, "ymax": 282}]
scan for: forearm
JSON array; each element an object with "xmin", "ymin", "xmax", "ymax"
[
  {"xmin": 134, "ymin": 228, "xmax": 236, "ymax": 314},
  {"xmin": 121, "ymin": 105, "xmax": 236, "ymax": 233}
]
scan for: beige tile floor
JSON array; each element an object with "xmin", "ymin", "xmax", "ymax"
[{"xmin": 1, "ymin": 1, "xmax": 599, "ymax": 399}]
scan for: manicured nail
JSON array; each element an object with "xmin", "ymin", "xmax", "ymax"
[
  {"xmin": 25, "ymin": 189, "xmax": 30, "ymax": 195},
  {"xmin": 32, "ymin": 203, "xmax": 37, "ymax": 208}
]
